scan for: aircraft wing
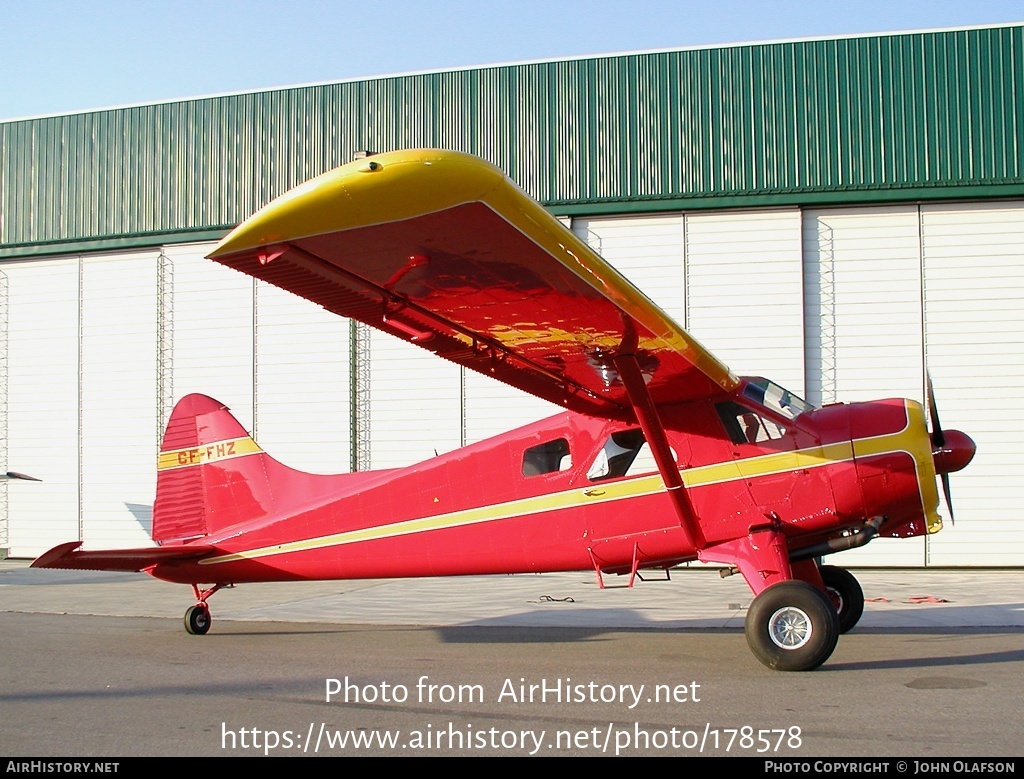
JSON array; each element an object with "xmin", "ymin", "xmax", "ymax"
[
  {"xmin": 209, "ymin": 149, "xmax": 738, "ymax": 418},
  {"xmin": 32, "ymin": 541, "xmax": 214, "ymax": 572}
]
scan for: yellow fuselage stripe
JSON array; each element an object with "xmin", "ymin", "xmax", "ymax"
[{"xmin": 198, "ymin": 409, "xmax": 937, "ymax": 566}]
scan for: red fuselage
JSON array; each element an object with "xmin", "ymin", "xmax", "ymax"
[{"xmin": 147, "ymin": 383, "xmax": 941, "ymax": 590}]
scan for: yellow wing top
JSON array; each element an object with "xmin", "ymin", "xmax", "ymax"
[{"xmin": 210, "ymin": 149, "xmax": 738, "ymax": 418}]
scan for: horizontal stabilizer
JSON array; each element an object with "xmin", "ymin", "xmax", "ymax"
[{"xmin": 31, "ymin": 541, "xmax": 213, "ymax": 572}]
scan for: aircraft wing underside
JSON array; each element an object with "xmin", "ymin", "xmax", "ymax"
[{"xmin": 208, "ymin": 149, "xmax": 738, "ymax": 418}]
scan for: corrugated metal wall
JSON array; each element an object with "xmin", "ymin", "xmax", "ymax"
[{"xmin": 2, "ymin": 25, "xmax": 1023, "ymax": 257}]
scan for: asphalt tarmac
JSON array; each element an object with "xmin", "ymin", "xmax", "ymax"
[{"xmin": 2, "ymin": 562, "xmax": 1022, "ymax": 757}]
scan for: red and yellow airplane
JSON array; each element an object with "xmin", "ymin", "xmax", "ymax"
[{"xmin": 33, "ymin": 149, "xmax": 976, "ymax": 671}]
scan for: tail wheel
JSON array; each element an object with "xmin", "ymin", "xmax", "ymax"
[
  {"xmin": 184, "ymin": 604, "xmax": 211, "ymax": 635},
  {"xmin": 745, "ymin": 581, "xmax": 839, "ymax": 671},
  {"xmin": 819, "ymin": 565, "xmax": 865, "ymax": 634}
]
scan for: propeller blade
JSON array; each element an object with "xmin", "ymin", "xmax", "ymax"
[
  {"xmin": 926, "ymin": 372, "xmax": 945, "ymax": 448},
  {"xmin": 941, "ymin": 473, "xmax": 955, "ymax": 526},
  {"xmin": 2, "ymin": 471, "xmax": 42, "ymax": 482},
  {"xmin": 928, "ymin": 371, "xmax": 951, "ymax": 523}
]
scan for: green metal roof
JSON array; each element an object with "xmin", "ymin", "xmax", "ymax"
[{"xmin": 2, "ymin": 24, "xmax": 1022, "ymax": 258}]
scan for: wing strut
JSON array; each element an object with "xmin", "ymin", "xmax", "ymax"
[{"xmin": 611, "ymin": 349, "xmax": 706, "ymax": 552}]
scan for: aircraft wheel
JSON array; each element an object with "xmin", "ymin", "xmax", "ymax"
[
  {"xmin": 184, "ymin": 605, "xmax": 211, "ymax": 635},
  {"xmin": 820, "ymin": 565, "xmax": 864, "ymax": 634},
  {"xmin": 745, "ymin": 581, "xmax": 839, "ymax": 671}
]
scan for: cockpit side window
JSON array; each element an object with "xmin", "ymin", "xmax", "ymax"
[
  {"xmin": 716, "ymin": 401, "xmax": 787, "ymax": 445},
  {"xmin": 522, "ymin": 438, "xmax": 572, "ymax": 477}
]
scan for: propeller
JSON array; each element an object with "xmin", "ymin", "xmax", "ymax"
[
  {"xmin": 926, "ymin": 373, "xmax": 976, "ymax": 524},
  {"xmin": 2, "ymin": 471, "xmax": 42, "ymax": 481}
]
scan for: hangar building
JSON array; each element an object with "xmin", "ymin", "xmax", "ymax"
[{"xmin": 1, "ymin": 24, "xmax": 1022, "ymax": 566}]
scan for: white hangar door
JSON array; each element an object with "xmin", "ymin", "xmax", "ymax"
[
  {"xmin": 685, "ymin": 209, "xmax": 805, "ymax": 397},
  {"xmin": 921, "ymin": 201, "xmax": 1024, "ymax": 567},
  {"xmin": 3, "ymin": 251, "xmax": 160, "ymax": 557},
  {"xmin": 462, "ymin": 365, "xmax": 562, "ymax": 447},
  {"xmin": 367, "ymin": 330, "xmax": 462, "ymax": 470},
  {"xmin": 254, "ymin": 279, "xmax": 352, "ymax": 475},
  {"xmin": 161, "ymin": 243, "xmax": 255, "ymax": 433},
  {"xmin": 3, "ymin": 257, "xmax": 83, "ymax": 557},
  {"xmin": 165, "ymin": 242, "xmax": 354, "ymax": 476},
  {"xmin": 79, "ymin": 252, "xmax": 160, "ymax": 550},
  {"xmin": 166, "ymin": 243, "xmax": 484, "ymax": 476},
  {"xmin": 802, "ymin": 205, "xmax": 926, "ymax": 566}
]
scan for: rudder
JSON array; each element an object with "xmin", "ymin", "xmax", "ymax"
[{"xmin": 153, "ymin": 394, "xmax": 273, "ymax": 544}]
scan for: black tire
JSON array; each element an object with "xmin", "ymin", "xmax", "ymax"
[
  {"xmin": 184, "ymin": 605, "xmax": 211, "ymax": 635},
  {"xmin": 745, "ymin": 580, "xmax": 839, "ymax": 671},
  {"xmin": 820, "ymin": 565, "xmax": 865, "ymax": 634}
]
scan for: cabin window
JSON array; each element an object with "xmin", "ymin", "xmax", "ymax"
[
  {"xmin": 587, "ymin": 429, "xmax": 666, "ymax": 481},
  {"xmin": 522, "ymin": 438, "xmax": 572, "ymax": 477},
  {"xmin": 716, "ymin": 401, "xmax": 786, "ymax": 445}
]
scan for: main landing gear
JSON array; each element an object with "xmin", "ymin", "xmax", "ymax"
[
  {"xmin": 745, "ymin": 581, "xmax": 839, "ymax": 672},
  {"xmin": 183, "ymin": 583, "xmax": 226, "ymax": 635},
  {"xmin": 743, "ymin": 566, "xmax": 864, "ymax": 671}
]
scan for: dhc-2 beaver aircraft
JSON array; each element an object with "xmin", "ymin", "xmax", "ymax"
[{"xmin": 33, "ymin": 149, "xmax": 976, "ymax": 671}]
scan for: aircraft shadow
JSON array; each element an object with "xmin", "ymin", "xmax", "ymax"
[{"xmin": 826, "ymin": 646, "xmax": 1024, "ymax": 672}]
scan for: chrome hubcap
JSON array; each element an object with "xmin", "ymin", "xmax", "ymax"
[{"xmin": 768, "ymin": 606, "xmax": 812, "ymax": 649}]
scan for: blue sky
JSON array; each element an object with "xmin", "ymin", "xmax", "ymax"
[{"xmin": 2, "ymin": 0, "xmax": 1022, "ymax": 121}]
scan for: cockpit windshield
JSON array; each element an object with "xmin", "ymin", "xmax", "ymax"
[{"xmin": 742, "ymin": 378, "xmax": 813, "ymax": 421}]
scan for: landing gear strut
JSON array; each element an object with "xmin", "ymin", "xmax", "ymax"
[
  {"xmin": 183, "ymin": 583, "xmax": 226, "ymax": 635},
  {"xmin": 745, "ymin": 580, "xmax": 840, "ymax": 671}
]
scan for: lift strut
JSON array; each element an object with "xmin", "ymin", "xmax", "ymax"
[{"xmin": 611, "ymin": 348, "xmax": 706, "ymax": 552}]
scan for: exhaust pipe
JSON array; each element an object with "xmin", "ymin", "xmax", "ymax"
[
  {"xmin": 789, "ymin": 516, "xmax": 884, "ymax": 562},
  {"xmin": 718, "ymin": 517, "xmax": 884, "ymax": 578}
]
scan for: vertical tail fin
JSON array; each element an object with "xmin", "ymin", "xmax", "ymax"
[{"xmin": 153, "ymin": 394, "xmax": 275, "ymax": 543}]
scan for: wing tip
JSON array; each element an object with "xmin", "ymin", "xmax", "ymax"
[{"xmin": 207, "ymin": 148, "xmax": 505, "ymax": 261}]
